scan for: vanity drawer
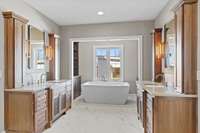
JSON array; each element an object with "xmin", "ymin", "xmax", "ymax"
[
  {"xmin": 36, "ymin": 90, "xmax": 47, "ymax": 98},
  {"xmin": 35, "ymin": 109, "xmax": 46, "ymax": 121},
  {"xmin": 35, "ymin": 90, "xmax": 48, "ymax": 112},
  {"xmin": 36, "ymin": 95, "xmax": 47, "ymax": 104},
  {"xmin": 36, "ymin": 97, "xmax": 47, "ymax": 109},
  {"xmin": 35, "ymin": 101, "xmax": 47, "ymax": 112},
  {"xmin": 35, "ymin": 109, "xmax": 48, "ymax": 132},
  {"xmin": 146, "ymin": 93, "xmax": 153, "ymax": 111}
]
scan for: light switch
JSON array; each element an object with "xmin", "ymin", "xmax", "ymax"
[{"xmin": 197, "ymin": 71, "xmax": 200, "ymax": 81}]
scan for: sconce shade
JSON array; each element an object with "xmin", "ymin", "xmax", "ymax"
[
  {"xmin": 45, "ymin": 46, "xmax": 53, "ymax": 61},
  {"xmin": 156, "ymin": 42, "xmax": 165, "ymax": 59}
]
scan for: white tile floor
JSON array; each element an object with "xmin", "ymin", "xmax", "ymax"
[{"xmin": 44, "ymin": 95, "xmax": 144, "ymax": 133}]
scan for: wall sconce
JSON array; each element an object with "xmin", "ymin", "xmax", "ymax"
[
  {"xmin": 156, "ymin": 42, "xmax": 165, "ymax": 59},
  {"xmin": 45, "ymin": 46, "xmax": 53, "ymax": 61}
]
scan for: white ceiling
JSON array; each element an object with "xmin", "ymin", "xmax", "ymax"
[{"xmin": 24, "ymin": 0, "xmax": 169, "ymax": 26}]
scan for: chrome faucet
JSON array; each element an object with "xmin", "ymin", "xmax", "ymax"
[
  {"xmin": 101, "ymin": 75, "xmax": 107, "ymax": 81},
  {"xmin": 40, "ymin": 73, "xmax": 46, "ymax": 83}
]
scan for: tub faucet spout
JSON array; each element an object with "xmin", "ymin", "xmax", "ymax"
[{"xmin": 101, "ymin": 75, "xmax": 106, "ymax": 81}]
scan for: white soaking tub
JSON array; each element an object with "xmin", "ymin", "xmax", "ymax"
[{"xmin": 81, "ymin": 81, "xmax": 130, "ymax": 105}]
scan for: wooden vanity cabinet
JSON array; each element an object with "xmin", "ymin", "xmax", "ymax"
[
  {"xmin": 174, "ymin": 0, "xmax": 198, "ymax": 94},
  {"xmin": 144, "ymin": 91, "xmax": 197, "ymax": 133},
  {"xmin": 3, "ymin": 11, "xmax": 28, "ymax": 89},
  {"xmin": 5, "ymin": 89, "xmax": 49, "ymax": 133},
  {"xmin": 51, "ymin": 81, "xmax": 72, "ymax": 122}
]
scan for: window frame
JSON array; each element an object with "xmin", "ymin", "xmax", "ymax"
[{"xmin": 93, "ymin": 44, "xmax": 124, "ymax": 81}]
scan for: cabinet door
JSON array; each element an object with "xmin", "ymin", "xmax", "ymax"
[
  {"xmin": 60, "ymin": 90, "xmax": 67, "ymax": 111},
  {"xmin": 15, "ymin": 20, "xmax": 24, "ymax": 88},
  {"xmin": 53, "ymin": 95, "xmax": 60, "ymax": 118}
]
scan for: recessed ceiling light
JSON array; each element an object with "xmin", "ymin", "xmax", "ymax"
[{"xmin": 97, "ymin": 11, "xmax": 104, "ymax": 16}]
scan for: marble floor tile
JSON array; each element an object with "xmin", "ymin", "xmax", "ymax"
[{"xmin": 44, "ymin": 95, "xmax": 144, "ymax": 133}]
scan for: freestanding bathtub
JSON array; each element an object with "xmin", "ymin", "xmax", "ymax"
[{"xmin": 81, "ymin": 81, "xmax": 130, "ymax": 105}]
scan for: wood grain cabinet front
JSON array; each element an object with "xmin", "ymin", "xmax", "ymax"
[
  {"xmin": 144, "ymin": 91, "xmax": 197, "ymax": 133},
  {"xmin": 5, "ymin": 89, "xmax": 49, "ymax": 133}
]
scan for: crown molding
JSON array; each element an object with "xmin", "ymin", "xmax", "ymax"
[
  {"xmin": 2, "ymin": 11, "xmax": 28, "ymax": 24},
  {"xmin": 172, "ymin": 0, "xmax": 198, "ymax": 12}
]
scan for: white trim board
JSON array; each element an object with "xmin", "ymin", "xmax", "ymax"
[{"xmin": 197, "ymin": 71, "xmax": 200, "ymax": 81}]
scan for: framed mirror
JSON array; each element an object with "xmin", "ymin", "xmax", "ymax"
[
  {"xmin": 163, "ymin": 19, "xmax": 176, "ymax": 87},
  {"xmin": 164, "ymin": 20, "xmax": 175, "ymax": 68},
  {"xmin": 27, "ymin": 25, "xmax": 46, "ymax": 70}
]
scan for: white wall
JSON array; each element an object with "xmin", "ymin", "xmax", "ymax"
[
  {"xmin": 79, "ymin": 40, "xmax": 138, "ymax": 93},
  {"xmin": 60, "ymin": 21, "xmax": 154, "ymax": 80},
  {"xmin": 0, "ymin": 0, "xmax": 60, "ymax": 132}
]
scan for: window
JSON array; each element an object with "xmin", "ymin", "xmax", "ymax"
[{"xmin": 94, "ymin": 45, "xmax": 123, "ymax": 81}]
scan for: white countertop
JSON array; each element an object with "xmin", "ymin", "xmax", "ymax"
[
  {"xmin": 144, "ymin": 86, "xmax": 197, "ymax": 98},
  {"xmin": 5, "ymin": 79, "xmax": 72, "ymax": 93},
  {"xmin": 5, "ymin": 83, "xmax": 50, "ymax": 93},
  {"xmin": 136, "ymin": 81, "xmax": 197, "ymax": 98}
]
